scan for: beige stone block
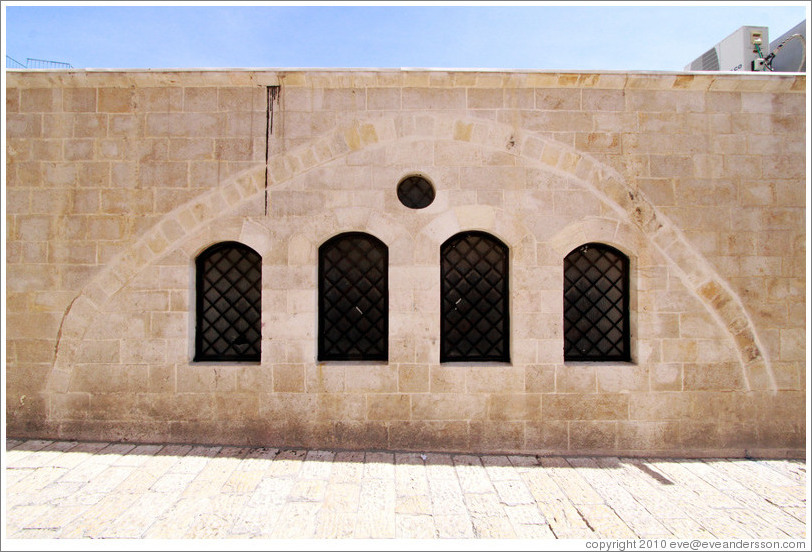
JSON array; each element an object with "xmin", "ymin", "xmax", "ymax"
[
  {"xmin": 64, "ymin": 139, "xmax": 94, "ymax": 161},
  {"xmin": 411, "ymin": 394, "xmax": 486, "ymax": 421},
  {"xmin": 525, "ymin": 420, "xmax": 569, "ymax": 450},
  {"xmin": 650, "ymin": 364, "xmax": 682, "ymax": 391},
  {"xmin": 260, "ymin": 392, "xmax": 317, "ymax": 420},
  {"xmin": 15, "ymin": 214, "xmax": 52, "ymax": 241},
  {"xmin": 281, "ymin": 88, "xmax": 312, "ymax": 112},
  {"xmin": 174, "ymin": 364, "xmax": 221, "ymax": 393},
  {"xmin": 755, "ymin": 420, "xmax": 804, "ymax": 449},
  {"xmin": 677, "ymin": 421, "xmax": 723, "ymax": 449},
  {"xmin": 772, "ymin": 362, "xmax": 805, "ymax": 390},
  {"xmin": 525, "ymin": 365, "xmax": 555, "ymax": 393},
  {"xmin": 596, "ymin": 365, "xmax": 649, "ymax": 393},
  {"xmin": 304, "ymin": 364, "xmax": 343, "ymax": 393},
  {"xmin": 7, "ymin": 113, "xmax": 43, "ymax": 139},
  {"xmin": 503, "ymin": 88, "xmax": 534, "ymax": 109},
  {"xmin": 534, "ymin": 88, "xmax": 580, "ymax": 110},
  {"xmin": 569, "ymin": 421, "xmax": 617, "ymax": 451},
  {"xmin": 344, "ymin": 365, "xmax": 397, "ymax": 393},
  {"xmin": 19, "ymin": 88, "xmax": 62, "ymax": 113},
  {"xmin": 6, "ymin": 86, "xmax": 20, "ymax": 112},
  {"xmin": 683, "ymin": 363, "xmax": 744, "ymax": 391},
  {"xmin": 660, "ymin": 338, "xmax": 700, "ymax": 363},
  {"xmin": 213, "ymin": 393, "xmax": 259, "ymax": 420},
  {"xmin": 629, "ymin": 392, "xmax": 690, "ymax": 421},
  {"xmin": 617, "ymin": 421, "xmax": 680, "ymax": 451},
  {"xmin": 705, "ymin": 91, "xmax": 741, "ymax": 112},
  {"xmin": 216, "ymin": 87, "xmax": 256, "ymax": 112},
  {"xmin": 273, "ymin": 364, "xmax": 305, "ymax": 393},
  {"xmin": 398, "ymin": 365, "xmax": 429, "ymax": 393},
  {"xmin": 402, "ymin": 87, "xmax": 465, "ymax": 110},
  {"xmin": 318, "ymin": 421, "xmax": 380, "ymax": 450},
  {"xmin": 76, "ymin": 340, "xmax": 121, "ymax": 364},
  {"xmin": 313, "ymin": 87, "xmax": 366, "ymax": 111},
  {"xmin": 429, "ymin": 366, "xmax": 465, "ymax": 393},
  {"xmin": 69, "ymin": 364, "xmax": 126, "ymax": 393},
  {"xmin": 466, "ymin": 366, "xmax": 524, "ymax": 394},
  {"xmin": 555, "ymin": 365, "xmax": 596, "ymax": 393},
  {"xmin": 50, "ymin": 392, "xmax": 91, "ymax": 420},
  {"xmin": 4, "ymin": 312, "xmax": 62, "ymax": 339},
  {"xmin": 182, "ymin": 88, "xmax": 218, "ymax": 112},
  {"xmin": 487, "ymin": 394, "xmax": 541, "ymax": 421},
  {"xmin": 215, "ymin": 138, "xmax": 254, "ymax": 161},
  {"xmin": 454, "ymin": 204, "xmax": 495, "ymax": 229},
  {"xmin": 148, "ymin": 364, "xmax": 175, "ymax": 393},
  {"xmin": 521, "ymin": 110, "xmax": 592, "ymax": 133},
  {"xmin": 136, "ymin": 87, "xmax": 183, "ymax": 111},
  {"xmin": 689, "ymin": 391, "xmax": 756, "ymax": 423},
  {"xmin": 137, "ymin": 161, "xmax": 187, "ymax": 187},
  {"xmin": 543, "ymin": 394, "xmax": 628, "ymax": 421},
  {"xmin": 11, "ymin": 339, "xmax": 56, "ymax": 364},
  {"xmin": 313, "ymin": 393, "xmax": 364, "ymax": 422},
  {"xmin": 168, "ymin": 138, "xmax": 213, "ymax": 160},
  {"xmin": 779, "ymin": 328, "xmax": 805, "ymax": 362},
  {"xmin": 581, "ymin": 89, "xmax": 625, "ymax": 111},
  {"xmin": 367, "ymin": 394, "xmax": 411, "ymax": 420},
  {"xmin": 142, "ymin": 393, "xmax": 216, "ymax": 422},
  {"xmin": 575, "ymin": 132, "xmax": 621, "ymax": 153},
  {"xmin": 467, "ymin": 88, "xmax": 503, "ymax": 109},
  {"xmin": 388, "ymin": 421, "xmax": 469, "ymax": 451},
  {"xmin": 469, "ymin": 421, "xmax": 524, "ymax": 451},
  {"xmin": 148, "ymin": 312, "xmax": 186, "ymax": 339},
  {"xmin": 367, "ymin": 88, "xmax": 400, "ymax": 110},
  {"xmin": 63, "ymin": 88, "xmax": 97, "ymax": 112},
  {"xmin": 434, "ymin": 141, "xmax": 482, "ymax": 166},
  {"xmin": 29, "ymin": 141, "xmax": 62, "ymax": 165},
  {"xmin": 146, "ymin": 112, "xmax": 222, "ymax": 137},
  {"xmin": 97, "ymin": 88, "xmax": 134, "ymax": 113},
  {"xmin": 88, "ymin": 392, "xmax": 141, "ymax": 420}
]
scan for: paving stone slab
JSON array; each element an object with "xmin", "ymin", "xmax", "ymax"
[{"xmin": 4, "ymin": 439, "xmax": 806, "ymax": 541}]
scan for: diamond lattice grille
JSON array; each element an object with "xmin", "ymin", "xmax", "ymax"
[
  {"xmin": 196, "ymin": 242, "xmax": 261, "ymax": 362},
  {"xmin": 441, "ymin": 232, "xmax": 509, "ymax": 362},
  {"xmin": 319, "ymin": 233, "xmax": 388, "ymax": 361},
  {"xmin": 397, "ymin": 176, "xmax": 435, "ymax": 209},
  {"xmin": 564, "ymin": 243, "xmax": 630, "ymax": 361}
]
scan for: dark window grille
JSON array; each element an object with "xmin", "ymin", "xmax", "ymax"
[
  {"xmin": 564, "ymin": 243, "xmax": 630, "ymax": 362},
  {"xmin": 397, "ymin": 175, "xmax": 435, "ymax": 209},
  {"xmin": 319, "ymin": 232, "xmax": 388, "ymax": 361},
  {"xmin": 441, "ymin": 231, "xmax": 509, "ymax": 362},
  {"xmin": 195, "ymin": 242, "xmax": 262, "ymax": 362}
]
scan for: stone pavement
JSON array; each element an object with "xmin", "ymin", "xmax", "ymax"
[{"xmin": 3, "ymin": 438, "xmax": 807, "ymax": 540}]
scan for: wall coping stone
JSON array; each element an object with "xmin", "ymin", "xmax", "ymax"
[{"xmin": 6, "ymin": 69, "xmax": 805, "ymax": 93}]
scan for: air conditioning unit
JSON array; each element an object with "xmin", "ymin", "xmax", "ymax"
[{"xmin": 685, "ymin": 25, "xmax": 769, "ymax": 71}]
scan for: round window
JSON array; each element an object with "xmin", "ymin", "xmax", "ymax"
[{"xmin": 397, "ymin": 175, "xmax": 435, "ymax": 209}]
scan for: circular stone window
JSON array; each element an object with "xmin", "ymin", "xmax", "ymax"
[{"xmin": 397, "ymin": 175, "xmax": 435, "ymax": 209}]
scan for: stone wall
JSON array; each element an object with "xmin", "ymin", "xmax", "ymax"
[{"xmin": 5, "ymin": 69, "xmax": 806, "ymax": 457}]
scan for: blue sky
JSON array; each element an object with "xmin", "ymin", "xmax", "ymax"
[{"xmin": 2, "ymin": 2, "xmax": 809, "ymax": 71}]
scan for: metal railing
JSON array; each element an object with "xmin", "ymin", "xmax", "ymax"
[{"xmin": 6, "ymin": 56, "xmax": 73, "ymax": 69}]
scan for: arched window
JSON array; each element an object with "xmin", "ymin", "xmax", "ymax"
[
  {"xmin": 195, "ymin": 242, "xmax": 262, "ymax": 362},
  {"xmin": 441, "ymin": 231, "xmax": 509, "ymax": 362},
  {"xmin": 319, "ymin": 232, "xmax": 388, "ymax": 361},
  {"xmin": 563, "ymin": 243, "xmax": 630, "ymax": 362}
]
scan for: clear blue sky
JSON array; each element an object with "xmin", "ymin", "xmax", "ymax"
[{"xmin": 2, "ymin": 2, "xmax": 809, "ymax": 71}]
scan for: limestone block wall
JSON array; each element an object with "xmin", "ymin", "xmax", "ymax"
[{"xmin": 5, "ymin": 69, "xmax": 806, "ymax": 457}]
